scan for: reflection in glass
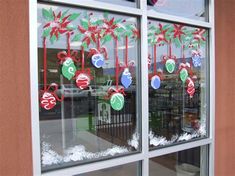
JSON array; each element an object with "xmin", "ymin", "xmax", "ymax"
[
  {"xmin": 148, "ymin": 20, "xmax": 208, "ymax": 148},
  {"xmin": 150, "ymin": 146, "xmax": 208, "ymax": 176},
  {"xmin": 78, "ymin": 162, "xmax": 139, "ymax": 176},
  {"xmin": 147, "ymin": 0, "xmax": 208, "ymax": 21},
  {"xmin": 38, "ymin": 3, "xmax": 140, "ymax": 171}
]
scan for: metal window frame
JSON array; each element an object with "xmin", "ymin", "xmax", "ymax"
[{"xmin": 29, "ymin": 0, "xmax": 215, "ymax": 175}]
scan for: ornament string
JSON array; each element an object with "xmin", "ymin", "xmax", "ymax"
[
  {"xmin": 115, "ymin": 37, "xmax": 119, "ymax": 90},
  {"xmin": 43, "ymin": 37, "xmax": 47, "ymax": 91},
  {"xmin": 67, "ymin": 32, "xmax": 71, "ymax": 56},
  {"xmin": 153, "ymin": 44, "xmax": 157, "ymax": 75},
  {"xmin": 81, "ymin": 46, "xmax": 85, "ymax": 71},
  {"xmin": 125, "ymin": 36, "xmax": 128, "ymax": 67}
]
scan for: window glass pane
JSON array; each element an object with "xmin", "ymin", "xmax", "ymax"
[
  {"xmin": 148, "ymin": 20, "xmax": 208, "ymax": 148},
  {"xmin": 150, "ymin": 146, "xmax": 209, "ymax": 176},
  {"xmin": 38, "ymin": 3, "xmax": 140, "ymax": 171},
  {"xmin": 147, "ymin": 0, "xmax": 208, "ymax": 21},
  {"xmin": 94, "ymin": 0, "xmax": 137, "ymax": 8},
  {"xmin": 77, "ymin": 161, "xmax": 140, "ymax": 176}
]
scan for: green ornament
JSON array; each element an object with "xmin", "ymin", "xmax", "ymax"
[
  {"xmin": 110, "ymin": 93, "xmax": 124, "ymax": 111},
  {"xmin": 165, "ymin": 59, "xmax": 175, "ymax": 73},
  {"xmin": 62, "ymin": 58, "xmax": 76, "ymax": 80},
  {"xmin": 180, "ymin": 68, "xmax": 188, "ymax": 83}
]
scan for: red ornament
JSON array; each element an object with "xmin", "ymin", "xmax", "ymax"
[
  {"xmin": 76, "ymin": 73, "xmax": 91, "ymax": 89},
  {"xmin": 186, "ymin": 77, "xmax": 195, "ymax": 98},
  {"xmin": 40, "ymin": 92, "xmax": 56, "ymax": 110}
]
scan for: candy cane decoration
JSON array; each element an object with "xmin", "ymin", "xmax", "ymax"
[{"xmin": 40, "ymin": 37, "xmax": 64, "ymax": 110}]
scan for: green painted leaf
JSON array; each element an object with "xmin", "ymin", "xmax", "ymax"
[
  {"xmin": 61, "ymin": 9, "xmax": 69, "ymax": 19},
  {"xmin": 80, "ymin": 19, "xmax": 89, "ymax": 30},
  {"xmin": 43, "ymin": 28, "xmax": 51, "ymax": 37},
  {"xmin": 104, "ymin": 34, "xmax": 112, "ymax": 42},
  {"xmin": 68, "ymin": 13, "xmax": 80, "ymax": 21},
  {"xmin": 66, "ymin": 24, "xmax": 76, "ymax": 30},
  {"xmin": 82, "ymin": 42, "xmax": 88, "ymax": 49},
  {"xmin": 50, "ymin": 35, "xmax": 57, "ymax": 44},
  {"xmin": 174, "ymin": 37, "xmax": 181, "ymax": 48},
  {"xmin": 103, "ymin": 12, "xmax": 109, "ymax": 19},
  {"xmin": 42, "ymin": 8, "xmax": 53, "ymax": 21},
  {"xmin": 95, "ymin": 19, "xmax": 103, "ymax": 25},
  {"xmin": 72, "ymin": 33, "xmax": 82, "ymax": 42}
]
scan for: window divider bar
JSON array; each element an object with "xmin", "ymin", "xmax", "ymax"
[
  {"xmin": 147, "ymin": 10, "xmax": 212, "ymax": 29},
  {"xmin": 208, "ymin": 0, "xmax": 215, "ymax": 176},
  {"xmin": 140, "ymin": 0, "xmax": 149, "ymax": 176},
  {"xmin": 148, "ymin": 138, "xmax": 213, "ymax": 159},
  {"xmin": 43, "ymin": 0, "xmax": 143, "ymax": 16}
]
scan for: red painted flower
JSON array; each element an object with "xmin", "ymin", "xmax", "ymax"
[
  {"xmin": 173, "ymin": 24, "xmax": 185, "ymax": 42},
  {"xmin": 43, "ymin": 11, "xmax": 71, "ymax": 39},
  {"xmin": 102, "ymin": 17, "xmax": 118, "ymax": 38},
  {"xmin": 155, "ymin": 23, "xmax": 168, "ymax": 44},
  {"xmin": 193, "ymin": 28, "xmax": 206, "ymax": 42}
]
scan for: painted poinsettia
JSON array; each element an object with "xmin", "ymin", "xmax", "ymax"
[
  {"xmin": 42, "ymin": 8, "xmax": 80, "ymax": 42},
  {"xmin": 148, "ymin": 23, "xmax": 171, "ymax": 46},
  {"xmin": 76, "ymin": 13, "xmax": 103, "ymax": 48}
]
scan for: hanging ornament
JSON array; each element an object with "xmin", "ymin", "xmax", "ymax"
[
  {"xmin": 40, "ymin": 92, "xmax": 56, "ymax": 110},
  {"xmin": 151, "ymin": 75, "xmax": 161, "ymax": 89},
  {"xmin": 40, "ymin": 38, "xmax": 64, "ymax": 110},
  {"xmin": 186, "ymin": 77, "xmax": 195, "ymax": 98},
  {"xmin": 75, "ymin": 47, "xmax": 92, "ymax": 89},
  {"xmin": 162, "ymin": 40, "xmax": 176, "ymax": 74},
  {"xmin": 121, "ymin": 68, "xmax": 132, "ymax": 88},
  {"xmin": 91, "ymin": 53, "xmax": 105, "ymax": 68},
  {"xmin": 180, "ymin": 68, "xmax": 188, "ymax": 83},
  {"xmin": 178, "ymin": 63, "xmax": 191, "ymax": 83},
  {"xmin": 120, "ymin": 36, "xmax": 135, "ymax": 89},
  {"xmin": 76, "ymin": 73, "xmax": 91, "ymax": 89},
  {"xmin": 106, "ymin": 37, "xmax": 125, "ymax": 111},
  {"xmin": 61, "ymin": 57, "xmax": 76, "ymax": 80},
  {"xmin": 149, "ymin": 44, "xmax": 162, "ymax": 89},
  {"xmin": 165, "ymin": 58, "xmax": 176, "ymax": 73},
  {"xmin": 106, "ymin": 87, "xmax": 126, "ymax": 111},
  {"xmin": 192, "ymin": 50, "xmax": 202, "ymax": 67},
  {"xmin": 110, "ymin": 92, "xmax": 125, "ymax": 111},
  {"xmin": 57, "ymin": 32, "xmax": 78, "ymax": 80}
]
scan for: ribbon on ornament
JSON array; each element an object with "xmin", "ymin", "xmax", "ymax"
[
  {"xmin": 74, "ymin": 47, "xmax": 93, "ymax": 90},
  {"xmin": 57, "ymin": 32, "xmax": 78, "ymax": 80},
  {"xmin": 40, "ymin": 37, "xmax": 64, "ymax": 110}
]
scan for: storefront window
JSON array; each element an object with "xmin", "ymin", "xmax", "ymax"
[
  {"xmin": 147, "ymin": 0, "xmax": 208, "ymax": 21},
  {"xmin": 150, "ymin": 146, "xmax": 209, "ymax": 176},
  {"xmin": 148, "ymin": 20, "xmax": 208, "ymax": 148},
  {"xmin": 37, "ymin": 3, "xmax": 140, "ymax": 171}
]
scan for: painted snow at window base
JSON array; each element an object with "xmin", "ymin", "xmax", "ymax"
[
  {"xmin": 148, "ymin": 20, "xmax": 208, "ymax": 148},
  {"xmin": 38, "ymin": 3, "xmax": 140, "ymax": 171}
]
